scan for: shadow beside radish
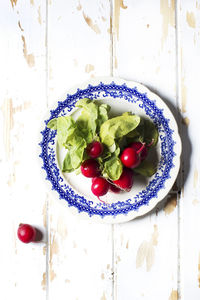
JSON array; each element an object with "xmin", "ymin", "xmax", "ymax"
[{"xmin": 34, "ymin": 227, "xmax": 44, "ymax": 242}]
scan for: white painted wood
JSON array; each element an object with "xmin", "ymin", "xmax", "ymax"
[
  {"xmin": 112, "ymin": 1, "xmax": 179, "ymax": 299},
  {"xmin": 1, "ymin": 0, "xmax": 200, "ymax": 299},
  {"xmin": 47, "ymin": 0, "xmax": 112, "ymax": 107},
  {"xmin": 0, "ymin": 0, "xmax": 47, "ymax": 299},
  {"xmin": 177, "ymin": 0, "xmax": 200, "ymax": 299},
  {"xmin": 47, "ymin": 1, "xmax": 113, "ymax": 300}
]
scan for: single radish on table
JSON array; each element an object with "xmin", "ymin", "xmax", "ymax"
[
  {"xmin": 17, "ymin": 224, "xmax": 36, "ymax": 243},
  {"xmin": 81, "ymin": 159, "xmax": 100, "ymax": 178},
  {"xmin": 113, "ymin": 168, "xmax": 134, "ymax": 192},
  {"xmin": 87, "ymin": 141, "xmax": 103, "ymax": 158},
  {"xmin": 120, "ymin": 143, "xmax": 146, "ymax": 168},
  {"xmin": 91, "ymin": 177, "xmax": 109, "ymax": 197}
]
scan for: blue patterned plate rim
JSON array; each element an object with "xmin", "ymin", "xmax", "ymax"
[{"xmin": 39, "ymin": 77, "xmax": 181, "ymax": 223}]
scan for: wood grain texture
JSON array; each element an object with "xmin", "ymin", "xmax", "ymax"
[
  {"xmin": 47, "ymin": 1, "xmax": 113, "ymax": 299},
  {"xmin": 112, "ymin": 0, "xmax": 179, "ymax": 299},
  {"xmin": 0, "ymin": 0, "xmax": 47, "ymax": 299},
  {"xmin": 177, "ymin": 0, "xmax": 200, "ymax": 299},
  {"xmin": 47, "ymin": 0, "xmax": 111, "ymax": 107},
  {"xmin": 1, "ymin": 0, "xmax": 200, "ymax": 299}
]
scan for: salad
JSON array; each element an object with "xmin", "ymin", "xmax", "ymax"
[{"xmin": 47, "ymin": 98, "xmax": 158, "ymax": 200}]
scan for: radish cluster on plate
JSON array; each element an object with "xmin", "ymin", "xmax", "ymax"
[
  {"xmin": 47, "ymin": 98, "xmax": 158, "ymax": 201},
  {"xmin": 80, "ymin": 140, "xmax": 152, "ymax": 199}
]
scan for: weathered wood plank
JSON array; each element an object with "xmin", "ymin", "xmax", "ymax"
[
  {"xmin": 112, "ymin": 1, "xmax": 179, "ymax": 299},
  {"xmin": 0, "ymin": 0, "xmax": 47, "ymax": 299},
  {"xmin": 177, "ymin": 0, "xmax": 200, "ymax": 298},
  {"xmin": 47, "ymin": 1, "xmax": 113, "ymax": 299},
  {"xmin": 1, "ymin": 0, "xmax": 200, "ymax": 299}
]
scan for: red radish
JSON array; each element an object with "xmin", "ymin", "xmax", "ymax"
[
  {"xmin": 120, "ymin": 143, "xmax": 146, "ymax": 168},
  {"xmin": 87, "ymin": 141, "xmax": 103, "ymax": 158},
  {"xmin": 113, "ymin": 168, "xmax": 134, "ymax": 191},
  {"xmin": 81, "ymin": 159, "xmax": 100, "ymax": 178},
  {"xmin": 120, "ymin": 147, "xmax": 139, "ymax": 168},
  {"xmin": 91, "ymin": 177, "xmax": 109, "ymax": 196},
  {"xmin": 92, "ymin": 177, "xmax": 99, "ymax": 183},
  {"xmin": 130, "ymin": 142, "xmax": 148, "ymax": 161},
  {"xmin": 17, "ymin": 224, "xmax": 36, "ymax": 243},
  {"xmin": 109, "ymin": 183, "xmax": 121, "ymax": 193}
]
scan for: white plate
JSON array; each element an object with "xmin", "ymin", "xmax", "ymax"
[{"xmin": 39, "ymin": 77, "xmax": 181, "ymax": 223}]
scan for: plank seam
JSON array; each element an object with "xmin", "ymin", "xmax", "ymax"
[
  {"xmin": 110, "ymin": 0, "xmax": 114, "ymax": 77},
  {"xmin": 45, "ymin": 0, "xmax": 49, "ymax": 299},
  {"xmin": 175, "ymin": 0, "xmax": 182, "ymax": 299},
  {"xmin": 110, "ymin": 1, "xmax": 115, "ymax": 299}
]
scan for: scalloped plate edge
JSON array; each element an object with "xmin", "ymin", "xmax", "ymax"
[{"xmin": 38, "ymin": 77, "xmax": 182, "ymax": 224}]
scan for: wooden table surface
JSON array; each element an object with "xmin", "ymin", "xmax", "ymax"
[{"xmin": 1, "ymin": 1, "xmax": 199, "ymax": 299}]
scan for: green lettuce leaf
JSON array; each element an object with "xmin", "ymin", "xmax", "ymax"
[
  {"xmin": 122, "ymin": 112, "xmax": 132, "ymax": 117},
  {"xmin": 114, "ymin": 146, "xmax": 120, "ymax": 156},
  {"xmin": 134, "ymin": 160, "xmax": 156, "ymax": 177},
  {"xmin": 100, "ymin": 114, "xmax": 140, "ymax": 147},
  {"xmin": 62, "ymin": 151, "xmax": 74, "ymax": 172},
  {"xmin": 56, "ymin": 113, "xmax": 87, "ymax": 172},
  {"xmin": 76, "ymin": 111, "xmax": 93, "ymax": 143},
  {"xmin": 76, "ymin": 98, "xmax": 98, "ymax": 136},
  {"xmin": 47, "ymin": 118, "xmax": 57, "ymax": 130},
  {"xmin": 125, "ymin": 118, "xmax": 158, "ymax": 146},
  {"xmin": 75, "ymin": 98, "xmax": 91, "ymax": 108},
  {"xmin": 143, "ymin": 119, "xmax": 158, "ymax": 147},
  {"xmin": 76, "ymin": 99, "xmax": 110, "ymax": 142},
  {"xmin": 103, "ymin": 155, "xmax": 123, "ymax": 180},
  {"xmin": 99, "ymin": 146, "xmax": 112, "ymax": 160},
  {"xmin": 126, "ymin": 118, "xmax": 144, "ymax": 142},
  {"xmin": 57, "ymin": 116, "xmax": 76, "ymax": 148},
  {"xmin": 70, "ymin": 137, "xmax": 86, "ymax": 169},
  {"xmin": 62, "ymin": 137, "xmax": 86, "ymax": 172},
  {"xmin": 76, "ymin": 98, "xmax": 99, "ymax": 142},
  {"xmin": 97, "ymin": 104, "xmax": 110, "ymax": 131}
]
